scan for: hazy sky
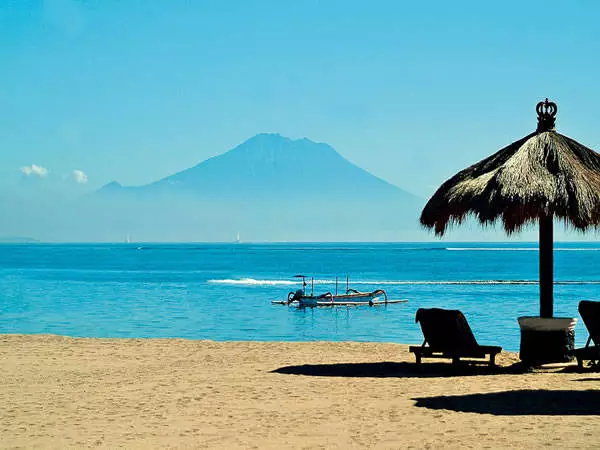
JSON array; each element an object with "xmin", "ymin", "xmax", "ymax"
[{"xmin": 2, "ymin": 0, "xmax": 600, "ymax": 197}]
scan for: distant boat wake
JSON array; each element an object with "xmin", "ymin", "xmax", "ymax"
[
  {"xmin": 207, "ymin": 278, "xmax": 600, "ymax": 286},
  {"xmin": 208, "ymin": 278, "xmax": 298, "ymax": 286}
]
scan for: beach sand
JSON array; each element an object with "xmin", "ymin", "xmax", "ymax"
[{"xmin": 1, "ymin": 334, "xmax": 599, "ymax": 449}]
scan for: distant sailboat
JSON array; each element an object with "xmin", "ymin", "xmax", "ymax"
[
  {"xmin": 235, "ymin": 232, "xmax": 241, "ymax": 244},
  {"xmin": 126, "ymin": 232, "xmax": 131, "ymax": 244}
]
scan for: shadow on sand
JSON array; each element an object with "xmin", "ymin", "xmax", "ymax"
[
  {"xmin": 413, "ymin": 389, "xmax": 600, "ymax": 415},
  {"xmin": 574, "ymin": 377, "xmax": 600, "ymax": 382},
  {"xmin": 271, "ymin": 361, "xmax": 524, "ymax": 378}
]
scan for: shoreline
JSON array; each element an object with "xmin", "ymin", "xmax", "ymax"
[{"xmin": 2, "ymin": 334, "xmax": 599, "ymax": 449}]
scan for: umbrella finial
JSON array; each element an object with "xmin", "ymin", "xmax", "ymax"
[{"xmin": 536, "ymin": 98, "xmax": 557, "ymax": 132}]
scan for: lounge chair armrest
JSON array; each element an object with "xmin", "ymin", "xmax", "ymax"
[{"xmin": 478, "ymin": 345, "xmax": 502, "ymax": 354}]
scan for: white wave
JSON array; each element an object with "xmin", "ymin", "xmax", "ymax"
[
  {"xmin": 350, "ymin": 280, "xmax": 539, "ymax": 285},
  {"xmin": 446, "ymin": 247, "xmax": 600, "ymax": 251},
  {"xmin": 207, "ymin": 278, "xmax": 600, "ymax": 286},
  {"xmin": 446, "ymin": 247, "xmax": 537, "ymax": 251},
  {"xmin": 208, "ymin": 278, "xmax": 298, "ymax": 286}
]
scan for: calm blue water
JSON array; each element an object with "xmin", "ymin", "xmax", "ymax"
[{"xmin": 1, "ymin": 242, "xmax": 600, "ymax": 351}]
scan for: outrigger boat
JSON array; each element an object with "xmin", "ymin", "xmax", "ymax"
[{"xmin": 271, "ymin": 275, "xmax": 408, "ymax": 307}]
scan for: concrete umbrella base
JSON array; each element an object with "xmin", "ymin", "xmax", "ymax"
[{"xmin": 518, "ymin": 317, "xmax": 577, "ymax": 366}]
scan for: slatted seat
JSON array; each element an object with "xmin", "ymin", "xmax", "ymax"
[
  {"xmin": 574, "ymin": 300, "xmax": 600, "ymax": 368},
  {"xmin": 409, "ymin": 308, "xmax": 502, "ymax": 367}
]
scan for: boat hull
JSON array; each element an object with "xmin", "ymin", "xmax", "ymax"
[
  {"xmin": 281, "ymin": 285, "xmax": 392, "ymax": 307},
  {"xmin": 298, "ymin": 291, "xmax": 383, "ymax": 307}
]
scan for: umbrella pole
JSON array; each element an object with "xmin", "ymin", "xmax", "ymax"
[{"xmin": 539, "ymin": 215, "xmax": 554, "ymax": 318}]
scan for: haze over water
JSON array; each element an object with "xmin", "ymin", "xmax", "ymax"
[{"xmin": 2, "ymin": 242, "xmax": 599, "ymax": 352}]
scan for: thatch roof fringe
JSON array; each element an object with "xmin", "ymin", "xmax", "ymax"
[{"xmin": 420, "ymin": 130, "xmax": 600, "ymax": 235}]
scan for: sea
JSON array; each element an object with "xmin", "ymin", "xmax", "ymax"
[{"xmin": 1, "ymin": 242, "xmax": 600, "ymax": 352}]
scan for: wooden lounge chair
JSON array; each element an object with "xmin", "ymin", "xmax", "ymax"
[
  {"xmin": 409, "ymin": 308, "xmax": 502, "ymax": 367},
  {"xmin": 574, "ymin": 300, "xmax": 600, "ymax": 368}
]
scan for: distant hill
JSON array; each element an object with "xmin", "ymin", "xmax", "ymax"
[
  {"xmin": 99, "ymin": 133, "xmax": 417, "ymax": 202},
  {"xmin": 92, "ymin": 134, "xmax": 424, "ymax": 241},
  {"xmin": 0, "ymin": 237, "xmax": 40, "ymax": 243}
]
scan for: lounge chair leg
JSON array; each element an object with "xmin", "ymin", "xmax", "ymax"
[
  {"xmin": 577, "ymin": 358, "xmax": 583, "ymax": 369},
  {"xmin": 415, "ymin": 354, "xmax": 421, "ymax": 365},
  {"xmin": 490, "ymin": 354, "xmax": 496, "ymax": 367}
]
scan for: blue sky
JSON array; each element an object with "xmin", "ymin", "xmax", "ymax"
[{"xmin": 2, "ymin": 0, "xmax": 600, "ymax": 197}]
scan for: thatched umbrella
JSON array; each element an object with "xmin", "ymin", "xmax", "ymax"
[{"xmin": 421, "ymin": 99, "xmax": 600, "ymax": 319}]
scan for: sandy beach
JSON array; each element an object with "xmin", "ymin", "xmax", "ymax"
[{"xmin": 1, "ymin": 334, "xmax": 599, "ymax": 449}]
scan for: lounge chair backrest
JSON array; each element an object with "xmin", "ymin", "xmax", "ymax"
[
  {"xmin": 415, "ymin": 308, "xmax": 479, "ymax": 351},
  {"xmin": 579, "ymin": 300, "xmax": 600, "ymax": 346}
]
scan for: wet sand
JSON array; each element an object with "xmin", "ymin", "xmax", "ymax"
[{"xmin": 1, "ymin": 334, "xmax": 599, "ymax": 449}]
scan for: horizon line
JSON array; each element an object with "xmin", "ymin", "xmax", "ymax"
[{"xmin": 2, "ymin": 240, "xmax": 600, "ymax": 245}]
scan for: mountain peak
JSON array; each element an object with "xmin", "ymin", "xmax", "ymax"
[
  {"xmin": 242, "ymin": 133, "xmax": 327, "ymax": 148},
  {"xmin": 242, "ymin": 133, "xmax": 295, "ymax": 146},
  {"xmin": 249, "ymin": 132, "xmax": 285, "ymax": 140},
  {"xmin": 233, "ymin": 133, "xmax": 335, "ymax": 159},
  {"xmin": 97, "ymin": 181, "xmax": 123, "ymax": 193}
]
